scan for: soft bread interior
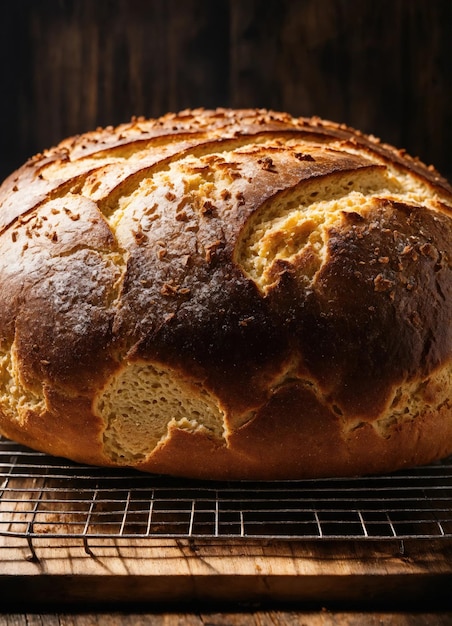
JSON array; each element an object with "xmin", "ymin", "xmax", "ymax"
[
  {"xmin": 94, "ymin": 361, "xmax": 226, "ymax": 463},
  {"xmin": 235, "ymin": 166, "xmax": 445, "ymax": 293},
  {"xmin": 368, "ymin": 364, "xmax": 452, "ymax": 439},
  {"xmin": 0, "ymin": 347, "xmax": 45, "ymax": 424}
]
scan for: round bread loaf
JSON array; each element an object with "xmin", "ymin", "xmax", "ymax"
[{"xmin": 0, "ymin": 108, "xmax": 451, "ymax": 479}]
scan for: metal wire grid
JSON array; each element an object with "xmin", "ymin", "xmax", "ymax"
[{"xmin": 2, "ymin": 435, "xmax": 452, "ymax": 554}]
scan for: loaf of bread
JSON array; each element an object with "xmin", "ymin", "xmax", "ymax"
[{"xmin": 0, "ymin": 108, "xmax": 451, "ymax": 479}]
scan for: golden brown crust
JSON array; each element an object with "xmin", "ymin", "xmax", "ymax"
[
  {"xmin": 139, "ymin": 382, "xmax": 452, "ymax": 480},
  {"xmin": 0, "ymin": 107, "xmax": 451, "ymax": 479}
]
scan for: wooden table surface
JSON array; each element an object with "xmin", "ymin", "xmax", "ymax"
[
  {"xmin": 2, "ymin": 535, "xmax": 452, "ymax": 623},
  {"xmin": 2, "ymin": 611, "xmax": 452, "ymax": 625}
]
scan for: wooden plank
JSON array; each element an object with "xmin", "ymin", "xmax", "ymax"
[
  {"xmin": 2, "ymin": 612, "xmax": 452, "ymax": 626},
  {"xmin": 166, "ymin": 0, "xmax": 230, "ymax": 112},
  {"xmin": 1, "ymin": 536, "xmax": 452, "ymax": 609},
  {"xmin": 228, "ymin": 0, "xmax": 452, "ymax": 179}
]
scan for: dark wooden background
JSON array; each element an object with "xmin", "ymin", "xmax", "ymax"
[{"xmin": 0, "ymin": 0, "xmax": 451, "ymax": 183}]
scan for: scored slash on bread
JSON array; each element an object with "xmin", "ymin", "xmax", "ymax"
[{"xmin": 0, "ymin": 108, "xmax": 451, "ymax": 479}]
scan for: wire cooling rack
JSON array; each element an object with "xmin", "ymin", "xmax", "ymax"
[{"xmin": 2, "ymin": 435, "xmax": 452, "ymax": 556}]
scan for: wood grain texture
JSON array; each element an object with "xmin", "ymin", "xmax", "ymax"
[
  {"xmin": 0, "ymin": 0, "xmax": 451, "ymax": 184},
  {"xmin": 2, "ymin": 612, "xmax": 452, "ymax": 626},
  {"xmin": 1, "ymin": 536, "xmax": 452, "ymax": 610}
]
